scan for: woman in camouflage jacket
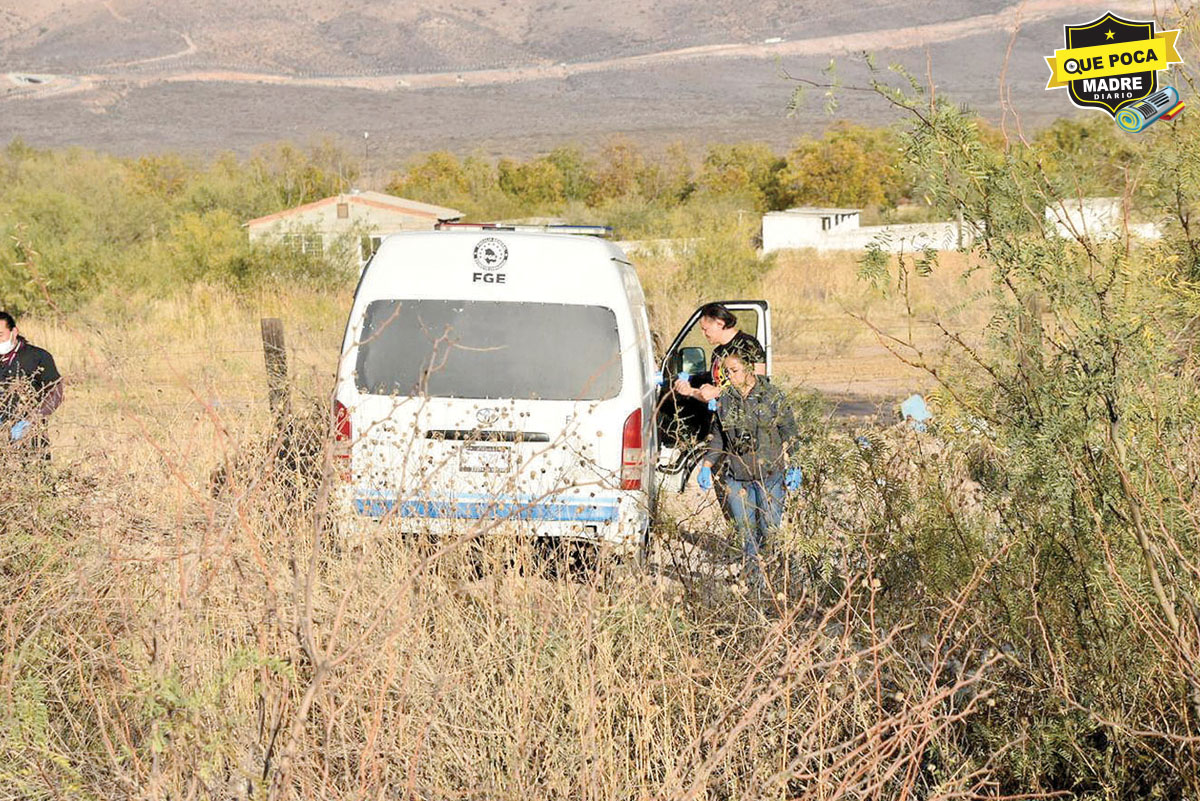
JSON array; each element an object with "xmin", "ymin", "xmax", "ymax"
[{"xmin": 697, "ymin": 351, "xmax": 802, "ymax": 589}]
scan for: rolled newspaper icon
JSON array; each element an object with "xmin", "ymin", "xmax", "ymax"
[{"xmin": 1116, "ymin": 86, "xmax": 1180, "ymax": 133}]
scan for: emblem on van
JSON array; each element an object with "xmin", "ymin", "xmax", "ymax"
[
  {"xmin": 473, "ymin": 238, "xmax": 508, "ymax": 271},
  {"xmin": 476, "ymin": 407, "xmax": 502, "ymax": 425}
]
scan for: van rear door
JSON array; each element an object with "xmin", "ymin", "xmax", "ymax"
[
  {"xmin": 349, "ymin": 298, "xmax": 630, "ymax": 521},
  {"xmin": 654, "ymin": 300, "xmax": 771, "ymax": 492}
]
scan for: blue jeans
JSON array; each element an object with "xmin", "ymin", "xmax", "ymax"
[{"xmin": 723, "ymin": 473, "xmax": 785, "ymax": 589}]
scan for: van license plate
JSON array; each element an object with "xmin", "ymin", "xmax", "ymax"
[{"xmin": 460, "ymin": 444, "xmax": 511, "ymax": 473}]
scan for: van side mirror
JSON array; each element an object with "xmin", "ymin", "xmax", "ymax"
[{"xmin": 680, "ymin": 346, "xmax": 706, "ymax": 376}]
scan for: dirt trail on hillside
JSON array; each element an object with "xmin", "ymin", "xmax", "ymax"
[
  {"xmin": 103, "ymin": 31, "xmax": 196, "ymax": 69},
  {"xmin": 3, "ymin": 0, "xmax": 1158, "ymax": 101},
  {"xmin": 101, "ymin": 1, "xmax": 129, "ymax": 24}
]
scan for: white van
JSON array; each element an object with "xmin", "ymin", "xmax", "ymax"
[{"xmin": 332, "ymin": 228, "xmax": 770, "ymax": 552}]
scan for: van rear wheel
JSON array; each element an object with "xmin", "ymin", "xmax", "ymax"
[{"xmin": 535, "ymin": 537, "xmax": 600, "ymax": 580}]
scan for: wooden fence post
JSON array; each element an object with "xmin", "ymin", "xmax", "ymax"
[{"xmin": 261, "ymin": 317, "xmax": 290, "ymax": 426}]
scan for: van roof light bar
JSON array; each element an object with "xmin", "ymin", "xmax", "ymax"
[{"xmin": 434, "ymin": 221, "xmax": 613, "ymax": 238}]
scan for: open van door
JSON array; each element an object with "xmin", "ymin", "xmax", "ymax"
[{"xmin": 654, "ymin": 300, "xmax": 771, "ymax": 492}]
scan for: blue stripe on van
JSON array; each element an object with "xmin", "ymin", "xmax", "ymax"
[{"xmin": 353, "ymin": 493, "xmax": 620, "ymax": 523}]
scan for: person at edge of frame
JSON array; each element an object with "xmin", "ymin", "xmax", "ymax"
[
  {"xmin": 671, "ymin": 302, "xmax": 766, "ymax": 404},
  {"xmin": 695, "ymin": 350, "xmax": 801, "ymax": 591},
  {"xmin": 0, "ymin": 310, "xmax": 64, "ymax": 457}
]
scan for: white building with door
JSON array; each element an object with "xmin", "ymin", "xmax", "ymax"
[{"xmin": 246, "ymin": 190, "xmax": 463, "ymax": 266}]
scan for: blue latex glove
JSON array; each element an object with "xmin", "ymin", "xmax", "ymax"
[
  {"xmin": 784, "ymin": 466, "xmax": 803, "ymax": 492},
  {"xmin": 10, "ymin": 420, "xmax": 29, "ymax": 442},
  {"xmin": 697, "ymin": 464, "xmax": 713, "ymax": 490},
  {"xmin": 900, "ymin": 393, "xmax": 932, "ymax": 433},
  {"xmin": 673, "ymin": 372, "xmax": 694, "ymax": 397}
]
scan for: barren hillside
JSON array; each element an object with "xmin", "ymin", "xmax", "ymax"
[
  {"xmin": 0, "ymin": 0, "xmax": 1000, "ymax": 73},
  {"xmin": 0, "ymin": 0, "xmax": 1170, "ymax": 157}
]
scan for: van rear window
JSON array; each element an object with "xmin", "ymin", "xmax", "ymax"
[{"xmin": 355, "ymin": 300, "xmax": 623, "ymax": 400}]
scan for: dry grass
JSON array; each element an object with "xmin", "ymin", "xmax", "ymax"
[
  {"xmin": 0, "ymin": 251, "xmax": 1010, "ymax": 799},
  {"xmin": 1, "ymin": 461, "xmax": 998, "ymax": 799},
  {"xmin": 29, "ymin": 284, "xmax": 348, "ymax": 484}
]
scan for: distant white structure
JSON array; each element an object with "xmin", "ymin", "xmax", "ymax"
[
  {"xmin": 762, "ymin": 206, "xmax": 973, "ymax": 254},
  {"xmin": 824, "ymin": 221, "xmax": 974, "ymax": 253},
  {"xmin": 762, "ymin": 198, "xmax": 1161, "ymax": 255},
  {"xmin": 1044, "ymin": 197, "xmax": 1160, "ymax": 240},
  {"xmin": 1045, "ymin": 197, "xmax": 1122, "ymax": 239},
  {"xmin": 246, "ymin": 190, "xmax": 462, "ymax": 267},
  {"xmin": 762, "ymin": 207, "xmax": 861, "ymax": 252}
]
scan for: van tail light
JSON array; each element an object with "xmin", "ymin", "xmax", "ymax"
[
  {"xmin": 333, "ymin": 399, "xmax": 352, "ymax": 481},
  {"xmin": 621, "ymin": 408, "xmax": 644, "ymax": 490}
]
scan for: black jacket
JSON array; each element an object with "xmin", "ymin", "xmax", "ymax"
[{"xmin": 0, "ymin": 337, "xmax": 62, "ymax": 420}]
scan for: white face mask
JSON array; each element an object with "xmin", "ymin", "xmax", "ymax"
[{"xmin": 0, "ymin": 335, "xmax": 14, "ymax": 356}]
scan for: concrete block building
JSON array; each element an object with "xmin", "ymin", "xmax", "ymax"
[{"xmin": 762, "ymin": 207, "xmax": 862, "ymax": 252}]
